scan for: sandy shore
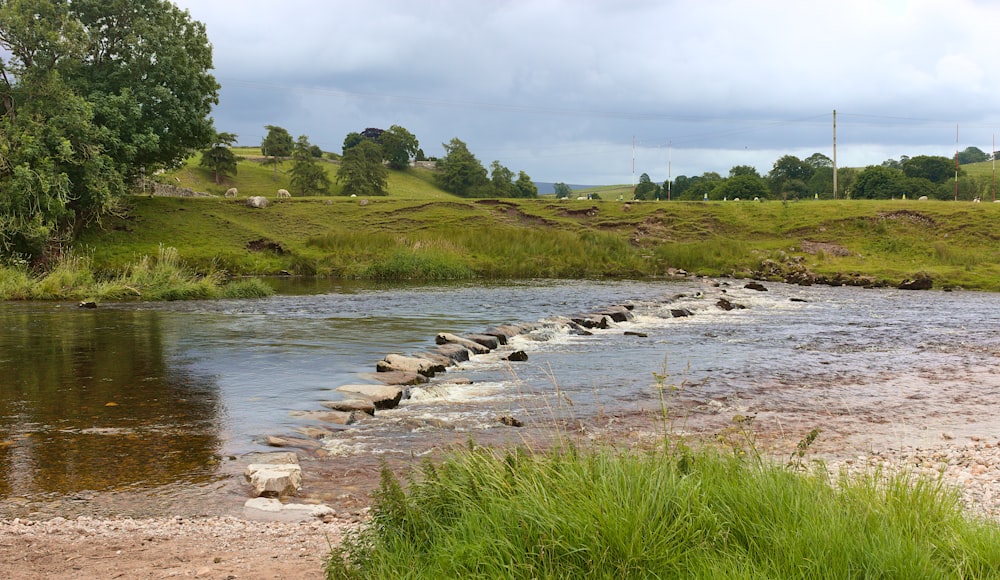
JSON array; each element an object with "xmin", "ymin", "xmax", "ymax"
[{"xmin": 0, "ymin": 514, "xmax": 355, "ymax": 579}]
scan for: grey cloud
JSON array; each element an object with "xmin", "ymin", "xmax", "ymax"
[{"xmin": 174, "ymin": 0, "xmax": 1000, "ymax": 183}]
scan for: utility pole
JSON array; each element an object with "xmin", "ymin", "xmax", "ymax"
[
  {"xmin": 631, "ymin": 135, "xmax": 635, "ymax": 200},
  {"xmin": 667, "ymin": 141, "xmax": 672, "ymax": 201},
  {"xmin": 954, "ymin": 124, "xmax": 959, "ymax": 201},
  {"xmin": 832, "ymin": 109, "xmax": 837, "ymax": 200}
]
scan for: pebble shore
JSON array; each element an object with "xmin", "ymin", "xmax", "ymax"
[{"xmin": 827, "ymin": 437, "xmax": 1000, "ymax": 521}]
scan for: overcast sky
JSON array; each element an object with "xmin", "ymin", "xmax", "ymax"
[{"xmin": 173, "ymin": 0, "xmax": 1000, "ymax": 185}]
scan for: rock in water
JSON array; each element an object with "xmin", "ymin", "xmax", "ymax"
[
  {"xmin": 335, "ymin": 384, "xmax": 405, "ymax": 409},
  {"xmin": 244, "ymin": 463, "xmax": 302, "ymax": 498}
]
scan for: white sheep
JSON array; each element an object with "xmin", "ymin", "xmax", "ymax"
[
  {"xmin": 225, "ymin": 187, "xmax": 238, "ymax": 198},
  {"xmin": 277, "ymin": 189, "xmax": 291, "ymax": 199}
]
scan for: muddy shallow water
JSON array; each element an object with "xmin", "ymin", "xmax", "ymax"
[{"xmin": 2, "ymin": 278, "xmax": 999, "ymax": 518}]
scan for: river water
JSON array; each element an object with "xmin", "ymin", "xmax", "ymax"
[{"xmin": 2, "ymin": 278, "xmax": 1000, "ymax": 518}]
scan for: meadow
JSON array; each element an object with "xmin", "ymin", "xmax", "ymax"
[{"xmin": 71, "ymin": 192, "xmax": 1000, "ymax": 292}]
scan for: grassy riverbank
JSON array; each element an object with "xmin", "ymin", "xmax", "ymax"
[
  {"xmin": 0, "ymin": 246, "xmax": 273, "ymax": 301},
  {"xmin": 68, "ymin": 195, "xmax": 1000, "ymax": 291},
  {"xmin": 326, "ymin": 442, "xmax": 1000, "ymax": 578}
]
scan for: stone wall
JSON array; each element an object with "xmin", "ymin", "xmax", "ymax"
[{"xmin": 149, "ymin": 182, "xmax": 213, "ymax": 197}]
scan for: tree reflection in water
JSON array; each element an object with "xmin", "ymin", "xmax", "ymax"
[{"xmin": 0, "ymin": 304, "xmax": 223, "ymax": 497}]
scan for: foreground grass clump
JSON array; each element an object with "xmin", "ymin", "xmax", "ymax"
[
  {"xmin": 0, "ymin": 247, "xmax": 274, "ymax": 301},
  {"xmin": 327, "ymin": 444, "xmax": 1000, "ymax": 579}
]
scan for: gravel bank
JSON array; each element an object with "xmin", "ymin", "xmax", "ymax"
[{"xmin": 0, "ymin": 514, "xmax": 359, "ymax": 579}]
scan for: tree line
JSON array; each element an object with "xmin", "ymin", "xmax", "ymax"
[
  {"xmin": 631, "ymin": 146, "xmax": 993, "ymax": 202},
  {"xmin": 204, "ymin": 124, "xmax": 539, "ymax": 200}
]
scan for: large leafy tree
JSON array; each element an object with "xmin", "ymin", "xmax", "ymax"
[
  {"xmin": 729, "ymin": 165, "xmax": 761, "ymax": 178},
  {"xmin": 290, "ymin": 135, "xmax": 330, "ymax": 195},
  {"xmin": 804, "ymin": 152, "xmax": 833, "ymax": 168},
  {"xmin": 634, "ymin": 173, "xmax": 661, "ymax": 200},
  {"xmin": 199, "ymin": 132, "xmax": 238, "ymax": 184},
  {"xmin": 489, "ymin": 161, "xmax": 515, "ymax": 197},
  {"xmin": 0, "ymin": 70, "xmax": 122, "ymax": 257},
  {"xmin": 717, "ymin": 174, "xmax": 769, "ymax": 200},
  {"xmin": 768, "ymin": 155, "xmax": 814, "ymax": 198},
  {"xmin": 437, "ymin": 138, "xmax": 488, "ymax": 197},
  {"xmin": 901, "ymin": 155, "xmax": 956, "ymax": 184},
  {"xmin": 553, "ymin": 182, "xmax": 573, "ymax": 198},
  {"xmin": 514, "ymin": 171, "xmax": 538, "ymax": 198},
  {"xmin": 0, "ymin": 0, "xmax": 218, "ymax": 260},
  {"xmin": 380, "ymin": 125, "xmax": 419, "ymax": 170},
  {"xmin": 261, "ymin": 125, "xmax": 293, "ymax": 180},
  {"xmin": 957, "ymin": 146, "xmax": 989, "ymax": 165},
  {"xmin": 337, "ymin": 140, "xmax": 387, "ymax": 197},
  {"xmin": 675, "ymin": 172, "xmax": 722, "ymax": 200},
  {"xmin": 852, "ymin": 165, "xmax": 905, "ymax": 199},
  {"xmin": 343, "ymin": 125, "xmax": 420, "ymax": 170}
]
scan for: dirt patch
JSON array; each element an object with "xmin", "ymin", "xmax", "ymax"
[
  {"xmin": 875, "ymin": 210, "xmax": 936, "ymax": 227},
  {"xmin": 558, "ymin": 206, "xmax": 600, "ymax": 218},
  {"xmin": 474, "ymin": 200, "xmax": 556, "ymax": 227},
  {"xmin": 630, "ymin": 216, "xmax": 670, "ymax": 246},
  {"xmin": 246, "ymin": 238, "xmax": 285, "ymax": 254},
  {"xmin": 800, "ymin": 241, "xmax": 852, "ymax": 257}
]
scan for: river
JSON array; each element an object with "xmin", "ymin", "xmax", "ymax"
[{"xmin": 2, "ymin": 278, "xmax": 999, "ymax": 518}]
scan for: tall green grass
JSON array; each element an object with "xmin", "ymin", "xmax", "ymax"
[
  {"xmin": 0, "ymin": 246, "xmax": 274, "ymax": 301},
  {"xmin": 327, "ymin": 443, "xmax": 1000, "ymax": 579},
  {"xmin": 74, "ymin": 196, "xmax": 1000, "ymax": 290},
  {"xmin": 306, "ymin": 224, "xmax": 650, "ymax": 279}
]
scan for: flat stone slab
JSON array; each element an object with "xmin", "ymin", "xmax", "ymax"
[
  {"xmin": 288, "ymin": 410, "xmax": 358, "ymax": 425},
  {"xmin": 243, "ymin": 498, "xmax": 335, "ymax": 522},
  {"xmin": 358, "ymin": 371, "xmax": 428, "ymax": 385},
  {"xmin": 434, "ymin": 343, "xmax": 471, "ymax": 363},
  {"xmin": 320, "ymin": 399, "xmax": 376, "ymax": 415},
  {"xmin": 435, "ymin": 332, "xmax": 490, "ymax": 354},
  {"xmin": 241, "ymin": 451, "xmax": 299, "ymax": 465},
  {"xmin": 376, "ymin": 354, "xmax": 444, "ymax": 376},
  {"xmin": 265, "ymin": 435, "xmax": 321, "ymax": 450},
  {"xmin": 294, "ymin": 426, "xmax": 334, "ymax": 439},
  {"xmin": 335, "ymin": 384, "xmax": 405, "ymax": 409},
  {"xmin": 464, "ymin": 333, "xmax": 501, "ymax": 350}
]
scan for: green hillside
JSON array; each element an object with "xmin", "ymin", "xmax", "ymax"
[
  {"xmin": 74, "ymin": 191, "xmax": 1000, "ymax": 291},
  {"xmin": 158, "ymin": 152, "xmax": 452, "ymax": 200}
]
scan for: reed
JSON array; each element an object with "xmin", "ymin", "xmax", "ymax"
[
  {"xmin": 0, "ymin": 246, "xmax": 274, "ymax": 301},
  {"xmin": 0, "ymin": 264, "xmax": 34, "ymax": 300}
]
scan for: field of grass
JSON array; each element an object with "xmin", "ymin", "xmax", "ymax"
[
  {"xmin": 326, "ymin": 441, "xmax": 1000, "ymax": 578},
  {"xmin": 158, "ymin": 153, "xmax": 451, "ymax": 200},
  {"xmin": 71, "ymin": 194, "xmax": 1000, "ymax": 291}
]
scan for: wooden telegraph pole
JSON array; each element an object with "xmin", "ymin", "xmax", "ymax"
[{"xmin": 832, "ymin": 110, "xmax": 837, "ymax": 200}]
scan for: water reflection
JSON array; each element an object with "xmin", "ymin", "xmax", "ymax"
[{"xmin": 0, "ymin": 304, "xmax": 223, "ymax": 496}]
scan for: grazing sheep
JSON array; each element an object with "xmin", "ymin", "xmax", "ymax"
[
  {"xmin": 225, "ymin": 187, "xmax": 238, "ymax": 198},
  {"xmin": 277, "ymin": 189, "xmax": 291, "ymax": 199}
]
